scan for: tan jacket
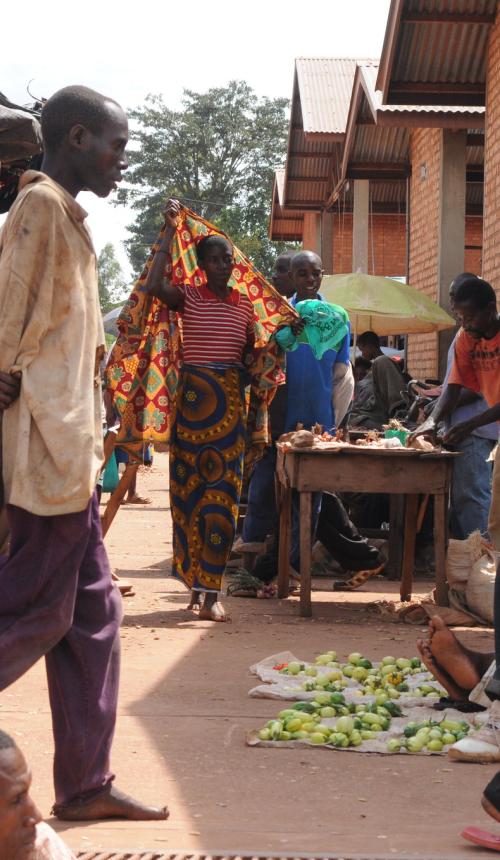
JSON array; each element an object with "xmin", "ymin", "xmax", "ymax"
[{"xmin": 0, "ymin": 171, "xmax": 105, "ymax": 516}]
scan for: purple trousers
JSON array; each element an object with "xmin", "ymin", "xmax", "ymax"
[{"xmin": 0, "ymin": 491, "xmax": 122, "ymax": 806}]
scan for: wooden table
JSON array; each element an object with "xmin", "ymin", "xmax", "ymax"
[{"xmin": 275, "ymin": 444, "xmax": 456, "ymax": 617}]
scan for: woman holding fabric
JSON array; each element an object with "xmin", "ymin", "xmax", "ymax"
[{"xmin": 145, "ymin": 198, "xmax": 257, "ymax": 621}]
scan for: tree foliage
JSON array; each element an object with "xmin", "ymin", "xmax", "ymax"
[
  {"xmin": 97, "ymin": 243, "xmax": 127, "ymax": 313},
  {"xmin": 116, "ymin": 81, "xmax": 293, "ymax": 278}
]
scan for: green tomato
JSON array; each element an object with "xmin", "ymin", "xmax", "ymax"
[
  {"xmin": 285, "ymin": 718, "xmax": 303, "ymax": 733},
  {"xmin": 288, "ymin": 661, "xmax": 302, "ymax": 675},
  {"xmin": 278, "ymin": 709, "xmax": 297, "ymax": 720},
  {"xmin": 331, "ymin": 732, "xmax": 349, "ymax": 748},
  {"xmin": 336, "ymin": 716, "xmax": 354, "ymax": 735},
  {"xmin": 315, "ymin": 724, "xmax": 332, "ymax": 737},
  {"xmin": 279, "ymin": 731, "xmax": 292, "ymax": 741},
  {"xmin": 309, "ymin": 732, "xmax": 327, "ymax": 744},
  {"xmin": 427, "ymin": 739, "xmax": 443, "ymax": 752},
  {"xmin": 441, "ymin": 732, "xmax": 457, "ymax": 745},
  {"xmin": 315, "ymin": 655, "xmax": 330, "ymax": 666},
  {"xmin": 258, "ymin": 728, "xmax": 271, "ymax": 741},
  {"xmin": 361, "ymin": 730, "xmax": 376, "ymax": 740},
  {"xmin": 343, "ymin": 665, "xmax": 355, "ymax": 678},
  {"xmin": 387, "ymin": 739, "xmax": 401, "ymax": 753},
  {"xmin": 301, "ymin": 721, "xmax": 316, "ymax": 733},
  {"xmin": 314, "ymin": 692, "xmax": 332, "ymax": 706},
  {"xmin": 352, "ymin": 667, "xmax": 368, "ymax": 682},
  {"xmin": 291, "ymin": 730, "xmax": 309, "ymax": 740},
  {"xmin": 410, "ymin": 657, "xmax": 422, "ymax": 669},
  {"xmin": 319, "ymin": 706, "xmax": 336, "ymax": 718},
  {"xmin": 429, "ymin": 728, "xmax": 443, "ymax": 740},
  {"xmin": 305, "ymin": 666, "xmax": 318, "ymax": 677},
  {"xmin": 348, "ymin": 652, "xmax": 363, "ymax": 665},
  {"xmin": 381, "ymin": 656, "xmax": 396, "ymax": 666},
  {"xmin": 349, "ymin": 730, "xmax": 362, "ymax": 747},
  {"xmin": 396, "ymin": 658, "xmax": 412, "ymax": 670},
  {"xmin": 407, "ymin": 736, "xmax": 425, "ymax": 753}
]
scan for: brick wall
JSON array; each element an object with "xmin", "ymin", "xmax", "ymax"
[
  {"xmin": 331, "ymin": 212, "xmax": 406, "ymax": 276},
  {"xmin": 482, "ymin": 10, "xmax": 500, "ymax": 292}
]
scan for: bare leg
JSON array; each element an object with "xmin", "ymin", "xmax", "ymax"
[
  {"xmin": 198, "ymin": 592, "xmax": 230, "ymax": 622},
  {"xmin": 54, "ymin": 784, "xmax": 168, "ymax": 821},
  {"xmin": 428, "ymin": 616, "xmax": 493, "ymax": 690}
]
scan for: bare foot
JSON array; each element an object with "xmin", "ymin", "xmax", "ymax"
[
  {"xmin": 53, "ymin": 785, "xmax": 168, "ymax": 821},
  {"xmin": 428, "ymin": 616, "xmax": 481, "ymax": 691},
  {"xmin": 416, "ymin": 638, "xmax": 467, "ymax": 701},
  {"xmin": 199, "ymin": 602, "xmax": 231, "ymax": 622},
  {"xmin": 124, "ymin": 494, "xmax": 151, "ymax": 505},
  {"xmin": 187, "ymin": 592, "xmax": 201, "ymax": 611}
]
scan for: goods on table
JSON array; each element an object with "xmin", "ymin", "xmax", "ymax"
[{"xmin": 278, "ymin": 423, "xmax": 441, "ymax": 453}]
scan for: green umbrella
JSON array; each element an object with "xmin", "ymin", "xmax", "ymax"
[{"xmin": 320, "ymin": 273, "xmax": 455, "ymax": 336}]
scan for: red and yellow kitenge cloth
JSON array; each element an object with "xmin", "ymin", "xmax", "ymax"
[{"xmin": 105, "ymin": 205, "xmax": 296, "ymax": 470}]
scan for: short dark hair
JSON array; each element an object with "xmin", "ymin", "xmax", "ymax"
[
  {"xmin": 0, "ymin": 730, "xmax": 16, "ymax": 751},
  {"xmin": 275, "ymin": 251, "xmax": 295, "ymax": 266},
  {"xmin": 357, "ymin": 331, "xmax": 380, "ymax": 348},
  {"xmin": 196, "ymin": 234, "xmax": 232, "ymax": 264},
  {"xmin": 290, "ymin": 250, "xmax": 322, "ymax": 270},
  {"xmin": 450, "ymin": 273, "xmax": 497, "ymax": 309},
  {"xmin": 41, "ymin": 85, "xmax": 120, "ymax": 152}
]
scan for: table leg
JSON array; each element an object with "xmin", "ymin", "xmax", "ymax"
[
  {"xmin": 434, "ymin": 492, "xmax": 449, "ymax": 607},
  {"xmin": 277, "ymin": 485, "xmax": 292, "ymax": 599},
  {"xmin": 300, "ymin": 491, "xmax": 312, "ymax": 618},
  {"xmin": 400, "ymin": 494, "xmax": 419, "ymax": 602},
  {"xmin": 387, "ymin": 494, "xmax": 404, "ymax": 580}
]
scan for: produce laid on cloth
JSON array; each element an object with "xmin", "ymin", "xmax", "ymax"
[{"xmin": 246, "ymin": 650, "xmax": 484, "ymax": 755}]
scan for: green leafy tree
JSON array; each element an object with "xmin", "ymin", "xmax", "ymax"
[
  {"xmin": 116, "ymin": 81, "xmax": 293, "ymax": 277},
  {"xmin": 97, "ymin": 243, "xmax": 127, "ymax": 313}
]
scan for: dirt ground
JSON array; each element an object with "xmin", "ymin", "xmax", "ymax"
[{"xmin": 3, "ymin": 452, "xmax": 498, "ymax": 859}]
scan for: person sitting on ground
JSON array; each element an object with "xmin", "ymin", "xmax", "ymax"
[
  {"xmin": 353, "ymin": 355, "xmax": 371, "ymax": 384},
  {"xmin": 349, "ymin": 331, "xmax": 406, "ymax": 429},
  {"xmin": 0, "ymin": 730, "xmax": 75, "ymax": 859}
]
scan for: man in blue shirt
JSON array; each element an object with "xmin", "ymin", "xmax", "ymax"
[{"xmin": 242, "ymin": 250, "xmax": 353, "ymax": 571}]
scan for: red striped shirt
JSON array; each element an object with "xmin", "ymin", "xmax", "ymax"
[{"xmin": 181, "ymin": 284, "xmax": 255, "ymax": 364}]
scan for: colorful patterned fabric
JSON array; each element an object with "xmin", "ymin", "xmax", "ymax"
[
  {"xmin": 170, "ymin": 364, "xmax": 246, "ymax": 592},
  {"xmin": 105, "ymin": 206, "xmax": 296, "ymax": 467}
]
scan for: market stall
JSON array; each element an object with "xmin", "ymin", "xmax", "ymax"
[{"xmin": 276, "ymin": 434, "xmax": 458, "ymax": 616}]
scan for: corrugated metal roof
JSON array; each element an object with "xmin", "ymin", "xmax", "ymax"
[
  {"xmin": 296, "ymin": 57, "xmax": 377, "ymax": 133},
  {"xmin": 269, "ymin": 168, "xmax": 304, "ymax": 241},
  {"xmin": 377, "ymin": 0, "xmax": 497, "ymax": 105},
  {"xmin": 362, "ymin": 62, "xmax": 485, "ymax": 115},
  {"xmin": 352, "ymin": 124, "xmax": 410, "ymax": 164}
]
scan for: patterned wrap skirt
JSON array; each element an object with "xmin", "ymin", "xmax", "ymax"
[{"xmin": 169, "ymin": 363, "xmax": 246, "ymax": 592}]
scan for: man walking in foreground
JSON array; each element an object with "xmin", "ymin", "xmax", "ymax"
[{"xmin": 0, "ymin": 85, "xmax": 167, "ymax": 821}]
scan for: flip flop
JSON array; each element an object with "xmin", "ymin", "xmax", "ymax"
[
  {"xmin": 334, "ymin": 563, "xmax": 385, "ymax": 591},
  {"xmin": 461, "ymin": 826, "xmax": 500, "ymax": 850}
]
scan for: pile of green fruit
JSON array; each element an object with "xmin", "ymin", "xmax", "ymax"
[
  {"xmin": 256, "ymin": 690, "xmax": 401, "ymax": 747},
  {"xmin": 386, "ymin": 718, "xmax": 471, "ymax": 754},
  {"xmin": 277, "ymin": 651, "xmax": 442, "ymax": 701}
]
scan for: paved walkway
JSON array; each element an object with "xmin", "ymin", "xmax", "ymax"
[{"xmin": 2, "ymin": 453, "xmax": 497, "ymax": 858}]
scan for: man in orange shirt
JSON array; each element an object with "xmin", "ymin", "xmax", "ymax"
[{"xmin": 415, "ymin": 273, "xmax": 500, "ymax": 762}]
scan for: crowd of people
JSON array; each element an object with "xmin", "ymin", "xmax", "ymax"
[{"xmin": 0, "ymin": 83, "xmax": 499, "ymax": 855}]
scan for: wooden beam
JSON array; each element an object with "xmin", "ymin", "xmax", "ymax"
[
  {"xmin": 402, "ymin": 11, "xmax": 496, "ymax": 24},
  {"xmin": 466, "ymin": 165, "xmax": 484, "ymax": 182},
  {"xmin": 347, "ymin": 161, "xmax": 410, "ymax": 180},
  {"xmin": 388, "ymin": 81, "xmax": 485, "ymax": 108}
]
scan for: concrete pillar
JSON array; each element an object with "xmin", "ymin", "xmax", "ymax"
[
  {"xmin": 352, "ymin": 179, "xmax": 369, "ymax": 273},
  {"xmin": 320, "ymin": 211, "xmax": 334, "ymax": 273},
  {"xmin": 437, "ymin": 129, "xmax": 466, "ymax": 377},
  {"xmin": 302, "ymin": 212, "xmax": 321, "ymax": 255}
]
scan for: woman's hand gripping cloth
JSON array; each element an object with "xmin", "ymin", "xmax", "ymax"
[{"xmin": 105, "ymin": 205, "xmax": 297, "ymax": 471}]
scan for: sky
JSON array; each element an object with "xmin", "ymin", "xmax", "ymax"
[{"xmin": 1, "ymin": 0, "xmax": 391, "ymax": 282}]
